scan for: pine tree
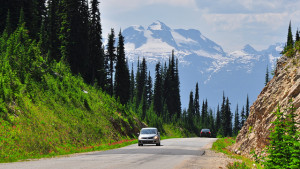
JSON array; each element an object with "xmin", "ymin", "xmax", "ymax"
[
  {"xmin": 47, "ymin": 0, "xmax": 61, "ymax": 61},
  {"xmin": 146, "ymin": 71, "xmax": 153, "ymax": 107},
  {"xmin": 106, "ymin": 28, "xmax": 116, "ymax": 95},
  {"xmin": 136, "ymin": 58, "xmax": 147, "ymax": 108},
  {"xmin": 89, "ymin": 0, "xmax": 105, "ymax": 87},
  {"xmin": 287, "ymin": 21, "xmax": 294, "ymax": 49},
  {"xmin": 114, "ymin": 30, "xmax": 130, "ymax": 105},
  {"xmin": 296, "ymin": 29, "xmax": 300, "ymax": 42},
  {"xmin": 265, "ymin": 105, "xmax": 290, "ymax": 168},
  {"xmin": 216, "ymin": 104, "xmax": 221, "ymax": 133},
  {"xmin": 240, "ymin": 106, "xmax": 246, "ymax": 127},
  {"xmin": 153, "ymin": 62, "xmax": 163, "ymax": 116},
  {"xmin": 246, "ymin": 95, "xmax": 249, "ymax": 119},
  {"xmin": 220, "ymin": 92, "xmax": 226, "ymax": 136},
  {"xmin": 187, "ymin": 91, "xmax": 195, "ymax": 117},
  {"xmin": 265, "ymin": 65, "xmax": 270, "ymax": 86},
  {"xmin": 194, "ymin": 83, "xmax": 200, "ymax": 118},
  {"xmin": 233, "ymin": 104, "xmax": 240, "ymax": 136},
  {"xmin": 130, "ymin": 63, "xmax": 135, "ymax": 102},
  {"xmin": 224, "ymin": 97, "xmax": 232, "ymax": 136}
]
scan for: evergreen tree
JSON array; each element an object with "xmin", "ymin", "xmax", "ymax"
[
  {"xmin": 265, "ymin": 65, "xmax": 270, "ymax": 86},
  {"xmin": 194, "ymin": 83, "xmax": 200, "ymax": 118},
  {"xmin": 136, "ymin": 58, "xmax": 147, "ymax": 106},
  {"xmin": 296, "ymin": 29, "xmax": 300, "ymax": 42},
  {"xmin": 47, "ymin": 0, "xmax": 61, "ymax": 61},
  {"xmin": 220, "ymin": 92, "xmax": 226, "ymax": 136},
  {"xmin": 208, "ymin": 108, "xmax": 215, "ymax": 136},
  {"xmin": 59, "ymin": 0, "xmax": 90, "ymax": 79},
  {"xmin": 246, "ymin": 95, "xmax": 249, "ymax": 119},
  {"xmin": 130, "ymin": 63, "xmax": 135, "ymax": 102},
  {"xmin": 106, "ymin": 28, "xmax": 116, "ymax": 95},
  {"xmin": 164, "ymin": 51, "xmax": 181, "ymax": 119},
  {"xmin": 174, "ymin": 57, "xmax": 181, "ymax": 118},
  {"xmin": 153, "ymin": 62, "xmax": 163, "ymax": 116},
  {"xmin": 287, "ymin": 21, "xmax": 294, "ymax": 49},
  {"xmin": 216, "ymin": 104, "xmax": 221, "ymax": 133},
  {"xmin": 187, "ymin": 91, "xmax": 195, "ymax": 130},
  {"xmin": 240, "ymin": 106, "xmax": 246, "ymax": 127},
  {"xmin": 114, "ymin": 30, "xmax": 130, "ymax": 105},
  {"xmin": 233, "ymin": 104, "xmax": 240, "ymax": 136},
  {"xmin": 224, "ymin": 97, "xmax": 232, "ymax": 136},
  {"xmin": 265, "ymin": 106, "xmax": 289, "ymax": 168},
  {"xmin": 140, "ymin": 86, "xmax": 147, "ymax": 120},
  {"xmin": 146, "ymin": 71, "xmax": 153, "ymax": 107},
  {"xmin": 88, "ymin": 0, "xmax": 105, "ymax": 87}
]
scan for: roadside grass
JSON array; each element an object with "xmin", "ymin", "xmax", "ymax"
[{"xmin": 211, "ymin": 137, "xmax": 263, "ymax": 169}]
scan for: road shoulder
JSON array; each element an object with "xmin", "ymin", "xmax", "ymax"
[{"xmin": 174, "ymin": 140, "xmax": 241, "ymax": 169}]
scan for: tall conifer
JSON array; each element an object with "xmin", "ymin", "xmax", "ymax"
[
  {"xmin": 106, "ymin": 28, "xmax": 116, "ymax": 95},
  {"xmin": 153, "ymin": 62, "xmax": 163, "ymax": 116},
  {"xmin": 114, "ymin": 30, "xmax": 130, "ymax": 105},
  {"xmin": 265, "ymin": 65, "xmax": 270, "ymax": 86},
  {"xmin": 194, "ymin": 83, "xmax": 200, "ymax": 118},
  {"xmin": 89, "ymin": 0, "xmax": 105, "ymax": 87},
  {"xmin": 246, "ymin": 95, "xmax": 249, "ymax": 119}
]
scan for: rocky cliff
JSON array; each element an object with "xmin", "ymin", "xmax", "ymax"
[{"xmin": 230, "ymin": 52, "xmax": 300, "ymax": 158}]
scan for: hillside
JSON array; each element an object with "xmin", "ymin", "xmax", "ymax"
[
  {"xmin": 0, "ymin": 23, "xmax": 187, "ymax": 163},
  {"xmin": 0, "ymin": 26, "xmax": 147, "ymax": 162},
  {"xmin": 230, "ymin": 51, "xmax": 300, "ymax": 158}
]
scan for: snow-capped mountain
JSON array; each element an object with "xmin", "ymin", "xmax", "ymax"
[{"xmin": 123, "ymin": 21, "xmax": 283, "ymax": 109}]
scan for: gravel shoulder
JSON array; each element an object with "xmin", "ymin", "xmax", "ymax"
[{"xmin": 175, "ymin": 141, "xmax": 241, "ymax": 169}]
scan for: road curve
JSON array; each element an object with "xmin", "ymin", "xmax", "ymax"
[{"xmin": 0, "ymin": 138, "xmax": 217, "ymax": 169}]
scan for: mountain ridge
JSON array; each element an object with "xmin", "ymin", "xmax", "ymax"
[{"xmin": 123, "ymin": 21, "xmax": 283, "ymax": 108}]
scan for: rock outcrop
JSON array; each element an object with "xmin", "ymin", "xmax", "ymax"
[{"xmin": 230, "ymin": 52, "xmax": 300, "ymax": 158}]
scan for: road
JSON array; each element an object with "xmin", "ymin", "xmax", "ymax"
[{"xmin": 0, "ymin": 138, "xmax": 218, "ymax": 169}]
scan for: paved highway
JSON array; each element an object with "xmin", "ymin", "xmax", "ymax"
[{"xmin": 0, "ymin": 138, "xmax": 217, "ymax": 169}]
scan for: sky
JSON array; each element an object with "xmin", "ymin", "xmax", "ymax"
[{"xmin": 100, "ymin": 0, "xmax": 300, "ymax": 52}]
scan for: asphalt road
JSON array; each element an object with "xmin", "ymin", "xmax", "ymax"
[{"xmin": 0, "ymin": 138, "xmax": 218, "ymax": 169}]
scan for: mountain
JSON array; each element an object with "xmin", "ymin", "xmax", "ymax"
[
  {"xmin": 230, "ymin": 53, "xmax": 300, "ymax": 158},
  {"xmin": 123, "ymin": 21, "xmax": 283, "ymax": 108}
]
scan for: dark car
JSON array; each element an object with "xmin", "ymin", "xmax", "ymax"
[{"xmin": 200, "ymin": 129, "xmax": 211, "ymax": 137}]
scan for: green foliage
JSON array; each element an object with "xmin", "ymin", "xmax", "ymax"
[
  {"xmin": 227, "ymin": 162, "xmax": 250, "ymax": 169},
  {"xmin": 264, "ymin": 102, "xmax": 300, "ymax": 169}
]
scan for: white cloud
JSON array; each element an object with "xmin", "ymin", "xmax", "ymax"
[
  {"xmin": 202, "ymin": 13, "xmax": 288, "ymax": 31},
  {"xmin": 101, "ymin": 0, "xmax": 197, "ymax": 13},
  {"xmin": 146, "ymin": 0, "xmax": 197, "ymax": 7}
]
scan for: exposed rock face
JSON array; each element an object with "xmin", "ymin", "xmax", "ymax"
[{"xmin": 230, "ymin": 52, "xmax": 300, "ymax": 158}]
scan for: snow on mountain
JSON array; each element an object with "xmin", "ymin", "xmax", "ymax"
[{"xmin": 123, "ymin": 21, "xmax": 283, "ymax": 109}]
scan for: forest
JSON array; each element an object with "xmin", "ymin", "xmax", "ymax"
[{"xmin": 0, "ymin": 0, "xmax": 252, "ymax": 138}]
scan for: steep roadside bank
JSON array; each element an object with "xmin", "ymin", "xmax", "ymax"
[{"xmin": 230, "ymin": 52, "xmax": 300, "ymax": 158}]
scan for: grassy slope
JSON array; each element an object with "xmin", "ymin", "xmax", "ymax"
[{"xmin": 0, "ymin": 25, "xmax": 186, "ymax": 162}]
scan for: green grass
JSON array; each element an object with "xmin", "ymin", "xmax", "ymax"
[{"xmin": 211, "ymin": 137, "xmax": 263, "ymax": 169}]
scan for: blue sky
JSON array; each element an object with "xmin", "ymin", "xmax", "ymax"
[{"xmin": 100, "ymin": 0, "xmax": 300, "ymax": 52}]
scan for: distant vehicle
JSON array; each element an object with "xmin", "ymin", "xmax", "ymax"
[
  {"xmin": 138, "ymin": 127, "xmax": 161, "ymax": 146},
  {"xmin": 200, "ymin": 129, "xmax": 211, "ymax": 137}
]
